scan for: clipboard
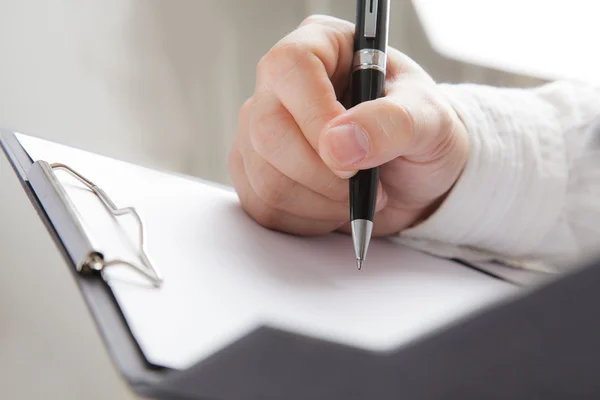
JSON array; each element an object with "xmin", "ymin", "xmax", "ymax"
[
  {"xmin": 0, "ymin": 130, "xmax": 169, "ymax": 393},
  {"xmin": 27, "ymin": 160, "xmax": 163, "ymax": 287},
  {"xmin": 3, "ymin": 128, "xmax": 599, "ymax": 399}
]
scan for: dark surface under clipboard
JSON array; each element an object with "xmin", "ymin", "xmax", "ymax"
[{"xmin": 3, "ymin": 129, "xmax": 600, "ymax": 399}]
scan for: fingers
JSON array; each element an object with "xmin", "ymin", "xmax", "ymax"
[
  {"xmin": 319, "ymin": 77, "xmax": 456, "ymax": 177},
  {"xmin": 230, "ymin": 95, "xmax": 389, "ymax": 233},
  {"xmin": 228, "ymin": 15, "xmax": 448, "ymax": 236},
  {"xmin": 247, "ymin": 90, "xmax": 348, "ymax": 202},
  {"xmin": 228, "ymin": 144, "xmax": 346, "ymax": 236},
  {"xmin": 232, "ymin": 94, "xmax": 378, "ymax": 225},
  {"xmin": 256, "ymin": 16, "xmax": 354, "ymax": 150},
  {"xmin": 241, "ymin": 144, "xmax": 349, "ymax": 222}
]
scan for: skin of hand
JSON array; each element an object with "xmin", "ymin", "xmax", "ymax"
[{"xmin": 228, "ymin": 15, "xmax": 469, "ymax": 237}]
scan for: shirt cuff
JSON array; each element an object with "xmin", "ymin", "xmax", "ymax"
[{"xmin": 396, "ymin": 83, "xmax": 568, "ymax": 264}]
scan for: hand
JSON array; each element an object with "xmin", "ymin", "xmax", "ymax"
[{"xmin": 228, "ymin": 15, "xmax": 469, "ymax": 236}]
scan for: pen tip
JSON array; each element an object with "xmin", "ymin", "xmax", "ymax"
[{"xmin": 357, "ymin": 259, "xmax": 363, "ymax": 270}]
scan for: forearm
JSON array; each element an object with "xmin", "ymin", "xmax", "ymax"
[{"xmin": 396, "ymin": 80, "xmax": 600, "ymax": 271}]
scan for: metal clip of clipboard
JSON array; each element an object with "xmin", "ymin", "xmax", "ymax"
[{"xmin": 27, "ymin": 160, "xmax": 163, "ymax": 287}]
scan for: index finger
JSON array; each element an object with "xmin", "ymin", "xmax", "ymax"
[{"xmin": 256, "ymin": 16, "xmax": 354, "ymax": 150}]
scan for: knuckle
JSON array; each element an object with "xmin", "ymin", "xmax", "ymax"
[
  {"xmin": 300, "ymin": 90, "xmax": 337, "ymax": 129},
  {"xmin": 239, "ymin": 98, "xmax": 253, "ymax": 121},
  {"xmin": 299, "ymin": 14, "xmax": 349, "ymax": 30},
  {"xmin": 253, "ymin": 206, "xmax": 283, "ymax": 231},
  {"xmin": 237, "ymin": 98, "xmax": 253, "ymax": 132},
  {"xmin": 424, "ymin": 95, "xmax": 462, "ymax": 160},
  {"xmin": 299, "ymin": 14, "xmax": 331, "ymax": 27},
  {"xmin": 253, "ymin": 165, "xmax": 294, "ymax": 208},
  {"xmin": 258, "ymin": 181, "xmax": 292, "ymax": 208},
  {"xmin": 242, "ymin": 195, "xmax": 281, "ymax": 230},
  {"xmin": 254, "ymin": 205, "xmax": 281, "ymax": 229},
  {"xmin": 255, "ymin": 52, "xmax": 273, "ymax": 79},
  {"xmin": 420, "ymin": 88, "xmax": 454, "ymax": 132},
  {"xmin": 383, "ymin": 97, "xmax": 415, "ymax": 143},
  {"xmin": 388, "ymin": 98, "xmax": 414, "ymax": 132},
  {"xmin": 249, "ymin": 112, "xmax": 290, "ymax": 158},
  {"xmin": 300, "ymin": 104, "xmax": 322, "ymax": 133},
  {"xmin": 434, "ymin": 98, "xmax": 456, "ymax": 135},
  {"xmin": 320, "ymin": 173, "xmax": 348, "ymax": 202},
  {"xmin": 257, "ymin": 43, "xmax": 305, "ymax": 87}
]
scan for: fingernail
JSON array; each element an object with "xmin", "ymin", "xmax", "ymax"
[
  {"xmin": 376, "ymin": 186, "xmax": 387, "ymax": 211},
  {"xmin": 325, "ymin": 123, "xmax": 370, "ymax": 166},
  {"xmin": 336, "ymin": 170, "xmax": 356, "ymax": 179}
]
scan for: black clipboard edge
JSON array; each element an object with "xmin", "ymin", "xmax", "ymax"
[{"xmin": 0, "ymin": 130, "xmax": 173, "ymax": 397}]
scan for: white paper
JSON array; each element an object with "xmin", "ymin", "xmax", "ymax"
[{"xmin": 17, "ymin": 133, "xmax": 519, "ymax": 370}]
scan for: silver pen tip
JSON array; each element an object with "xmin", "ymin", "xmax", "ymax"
[
  {"xmin": 357, "ymin": 258, "xmax": 363, "ymax": 270},
  {"xmin": 352, "ymin": 219, "xmax": 373, "ymax": 271}
]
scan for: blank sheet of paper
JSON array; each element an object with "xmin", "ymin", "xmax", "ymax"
[{"xmin": 17, "ymin": 133, "xmax": 518, "ymax": 370}]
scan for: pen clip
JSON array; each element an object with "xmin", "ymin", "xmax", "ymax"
[{"xmin": 364, "ymin": 0, "xmax": 379, "ymax": 38}]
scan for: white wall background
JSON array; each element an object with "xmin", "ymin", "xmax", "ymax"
[{"xmin": 0, "ymin": 0, "xmax": 543, "ymax": 185}]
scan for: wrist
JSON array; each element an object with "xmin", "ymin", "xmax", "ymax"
[
  {"xmin": 416, "ymin": 105, "xmax": 470, "ymax": 226},
  {"xmin": 400, "ymin": 83, "xmax": 567, "ymax": 260}
]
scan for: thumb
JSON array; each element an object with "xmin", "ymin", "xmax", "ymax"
[{"xmin": 318, "ymin": 86, "xmax": 447, "ymax": 178}]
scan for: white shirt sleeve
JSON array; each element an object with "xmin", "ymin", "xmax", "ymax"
[{"xmin": 393, "ymin": 80, "xmax": 600, "ymax": 273}]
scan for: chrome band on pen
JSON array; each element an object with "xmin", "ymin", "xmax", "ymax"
[{"xmin": 352, "ymin": 49, "xmax": 387, "ymax": 74}]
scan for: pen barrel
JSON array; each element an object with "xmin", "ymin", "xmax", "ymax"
[
  {"xmin": 350, "ymin": 68, "xmax": 386, "ymax": 107},
  {"xmin": 350, "ymin": 168, "xmax": 379, "ymax": 221},
  {"xmin": 349, "ymin": 68, "xmax": 385, "ymax": 222},
  {"xmin": 350, "ymin": 0, "xmax": 389, "ymax": 224}
]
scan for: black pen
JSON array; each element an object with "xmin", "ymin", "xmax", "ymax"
[{"xmin": 350, "ymin": 0, "xmax": 390, "ymax": 270}]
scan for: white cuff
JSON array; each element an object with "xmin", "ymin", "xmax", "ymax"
[{"xmin": 396, "ymin": 84, "xmax": 568, "ymax": 264}]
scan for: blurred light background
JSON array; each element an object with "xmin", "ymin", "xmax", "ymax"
[
  {"xmin": 0, "ymin": 1, "xmax": 598, "ymax": 398},
  {"xmin": 5, "ymin": 0, "xmax": 593, "ymax": 187}
]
